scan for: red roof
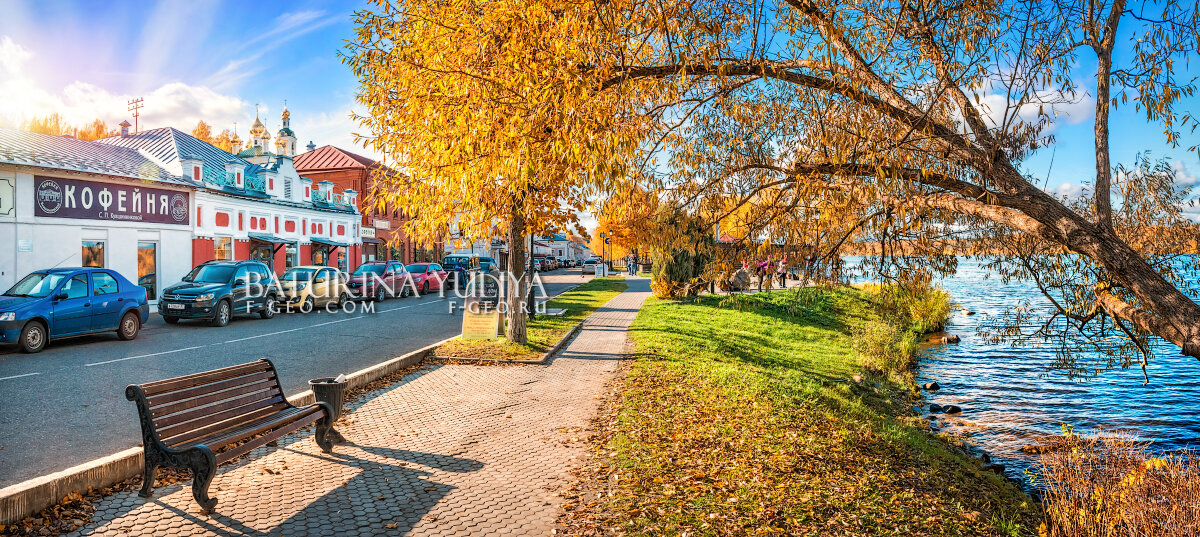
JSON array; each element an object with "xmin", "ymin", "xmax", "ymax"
[
  {"xmin": 294, "ymin": 145, "xmax": 382, "ymax": 171},
  {"xmin": 718, "ymin": 233, "xmax": 742, "ymax": 243}
]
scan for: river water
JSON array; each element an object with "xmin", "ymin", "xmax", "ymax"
[{"xmin": 850, "ymin": 257, "xmax": 1200, "ymax": 484}]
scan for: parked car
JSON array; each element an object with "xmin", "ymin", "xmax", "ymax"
[
  {"xmin": 0, "ymin": 268, "xmax": 150, "ymax": 353},
  {"xmin": 581, "ymin": 258, "xmax": 600, "ymax": 275},
  {"xmin": 532, "ymin": 258, "xmax": 546, "ymax": 272},
  {"xmin": 347, "ymin": 261, "xmax": 411, "ymax": 301},
  {"xmin": 441, "ymin": 255, "xmax": 479, "ymax": 288},
  {"xmin": 478, "ymin": 256, "xmax": 497, "ymax": 273},
  {"xmin": 160, "ymin": 261, "xmax": 279, "ymax": 326},
  {"xmin": 404, "ymin": 263, "xmax": 447, "ymax": 294},
  {"xmin": 279, "ymin": 266, "xmax": 349, "ymax": 312}
]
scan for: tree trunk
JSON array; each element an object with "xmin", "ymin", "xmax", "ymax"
[{"xmin": 506, "ymin": 205, "xmax": 528, "ymax": 344}]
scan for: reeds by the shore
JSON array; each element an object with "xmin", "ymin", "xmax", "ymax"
[{"xmin": 1036, "ymin": 429, "xmax": 1200, "ymax": 536}]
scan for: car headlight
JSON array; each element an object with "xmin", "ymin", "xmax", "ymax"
[
  {"xmin": 295, "ymin": 282, "xmax": 308, "ymax": 291},
  {"xmin": 195, "ymin": 293, "xmax": 215, "ymax": 302},
  {"xmin": 0, "ymin": 312, "xmax": 14, "ymax": 321}
]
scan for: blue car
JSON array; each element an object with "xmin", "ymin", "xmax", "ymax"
[{"xmin": 0, "ymin": 268, "xmax": 150, "ymax": 353}]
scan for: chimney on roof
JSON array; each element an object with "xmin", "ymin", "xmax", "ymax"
[
  {"xmin": 119, "ymin": 121, "xmax": 132, "ymax": 138},
  {"xmin": 306, "ymin": 140, "xmax": 315, "ymax": 152}
]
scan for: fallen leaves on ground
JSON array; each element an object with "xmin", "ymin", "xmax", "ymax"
[{"xmin": 557, "ymin": 289, "xmax": 1040, "ymax": 536}]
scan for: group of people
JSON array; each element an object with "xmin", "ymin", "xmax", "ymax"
[{"xmin": 743, "ymin": 256, "xmax": 790, "ymax": 292}]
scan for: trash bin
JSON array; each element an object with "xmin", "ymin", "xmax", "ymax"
[{"xmin": 309, "ymin": 377, "xmax": 348, "ymax": 421}]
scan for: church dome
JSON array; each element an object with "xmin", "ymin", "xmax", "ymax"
[{"xmin": 249, "ymin": 115, "xmax": 268, "ymax": 139}]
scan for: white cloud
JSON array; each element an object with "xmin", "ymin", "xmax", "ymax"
[
  {"xmin": 0, "ymin": 34, "xmax": 250, "ymax": 133},
  {"xmin": 1047, "ymin": 181, "xmax": 1090, "ymax": 200},
  {"xmin": 976, "ymin": 87, "xmax": 1096, "ymax": 134},
  {"xmin": 291, "ymin": 102, "xmax": 384, "ymax": 160}
]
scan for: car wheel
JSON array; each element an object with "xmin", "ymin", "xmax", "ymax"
[
  {"xmin": 375, "ymin": 287, "xmax": 386, "ymax": 302},
  {"xmin": 211, "ymin": 300, "xmax": 231, "ymax": 327},
  {"xmin": 163, "ymin": 316, "xmax": 179, "ymax": 324},
  {"xmin": 401, "ymin": 285, "xmax": 412, "ymax": 298},
  {"xmin": 338, "ymin": 293, "xmax": 348, "ymax": 310},
  {"xmin": 117, "ymin": 311, "xmax": 140, "ymax": 340},
  {"xmin": 421, "ymin": 281, "xmax": 429, "ymax": 295},
  {"xmin": 301, "ymin": 296, "xmax": 315, "ymax": 313},
  {"xmin": 259, "ymin": 296, "xmax": 276, "ymax": 319},
  {"xmin": 19, "ymin": 321, "xmax": 47, "ymax": 353}
]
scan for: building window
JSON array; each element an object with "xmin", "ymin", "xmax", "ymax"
[
  {"xmin": 312, "ymin": 245, "xmax": 329, "ymax": 266},
  {"xmin": 214, "ymin": 237, "xmax": 233, "ymax": 260},
  {"xmin": 138, "ymin": 241, "xmax": 157, "ymax": 301},
  {"xmin": 82, "ymin": 241, "xmax": 105, "ymax": 267},
  {"xmin": 285, "ymin": 242, "xmax": 299, "ymax": 269},
  {"xmin": 284, "ymin": 179, "xmax": 293, "ymax": 199}
]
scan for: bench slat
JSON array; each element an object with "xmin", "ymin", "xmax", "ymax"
[
  {"xmin": 159, "ymin": 399, "xmax": 290, "ymax": 447},
  {"xmin": 146, "ymin": 370, "xmax": 277, "ymax": 407},
  {"xmin": 140, "ymin": 361, "xmax": 272, "ymax": 397},
  {"xmin": 214, "ymin": 412, "xmax": 321, "ymax": 464},
  {"xmin": 150, "ymin": 379, "xmax": 280, "ymax": 420},
  {"xmin": 174, "ymin": 406, "xmax": 321, "ymax": 452},
  {"xmin": 153, "ymin": 390, "xmax": 282, "ymax": 430}
]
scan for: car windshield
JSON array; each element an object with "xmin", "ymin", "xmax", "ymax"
[
  {"xmin": 281, "ymin": 268, "xmax": 319, "ymax": 282},
  {"xmin": 405, "ymin": 264, "xmax": 429, "ymax": 273},
  {"xmin": 5, "ymin": 272, "xmax": 66, "ymax": 298},
  {"xmin": 183, "ymin": 265, "xmax": 235, "ymax": 284},
  {"xmin": 352, "ymin": 264, "xmax": 386, "ymax": 276},
  {"xmin": 442, "ymin": 258, "xmax": 466, "ymax": 267}
]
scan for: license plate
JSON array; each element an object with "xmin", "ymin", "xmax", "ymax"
[{"xmin": 166, "ymin": 303, "xmax": 184, "ymax": 310}]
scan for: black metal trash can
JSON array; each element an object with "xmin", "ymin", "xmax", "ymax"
[{"xmin": 309, "ymin": 377, "xmax": 348, "ymax": 421}]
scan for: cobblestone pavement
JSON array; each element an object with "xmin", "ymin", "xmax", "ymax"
[{"xmin": 67, "ymin": 276, "xmax": 650, "ymax": 537}]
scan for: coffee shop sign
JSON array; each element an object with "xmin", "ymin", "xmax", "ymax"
[{"xmin": 34, "ymin": 176, "xmax": 189, "ymax": 225}]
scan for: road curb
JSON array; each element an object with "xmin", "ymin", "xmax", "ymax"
[{"xmin": 0, "ymin": 335, "xmax": 456, "ymax": 525}]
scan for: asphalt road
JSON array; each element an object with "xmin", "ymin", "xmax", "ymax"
[{"xmin": 0, "ymin": 270, "xmax": 588, "ymax": 488}]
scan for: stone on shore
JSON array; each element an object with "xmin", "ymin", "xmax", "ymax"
[
  {"xmin": 929, "ymin": 403, "xmax": 944, "ymax": 413},
  {"xmin": 941, "ymin": 334, "xmax": 961, "ymax": 344},
  {"xmin": 943, "ymin": 404, "xmax": 962, "ymax": 414},
  {"xmin": 922, "ymin": 382, "xmax": 940, "ymax": 391}
]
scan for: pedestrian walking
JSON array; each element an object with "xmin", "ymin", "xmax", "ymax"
[{"xmin": 777, "ymin": 256, "xmax": 789, "ymax": 288}]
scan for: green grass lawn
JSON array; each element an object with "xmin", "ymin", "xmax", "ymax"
[
  {"xmin": 567, "ymin": 287, "xmax": 1038, "ymax": 536},
  {"xmin": 434, "ymin": 277, "xmax": 627, "ymax": 361}
]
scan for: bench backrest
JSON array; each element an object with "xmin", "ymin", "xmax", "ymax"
[{"xmin": 128, "ymin": 360, "xmax": 290, "ymax": 449}]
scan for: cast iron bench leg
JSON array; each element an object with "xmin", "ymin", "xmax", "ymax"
[{"xmin": 187, "ymin": 446, "xmax": 219, "ymax": 511}]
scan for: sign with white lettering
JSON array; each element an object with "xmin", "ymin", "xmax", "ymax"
[
  {"xmin": 362, "ymin": 227, "xmax": 376, "ymax": 238},
  {"xmin": 373, "ymin": 219, "xmax": 390, "ymax": 230},
  {"xmin": 33, "ymin": 176, "xmax": 189, "ymax": 224}
]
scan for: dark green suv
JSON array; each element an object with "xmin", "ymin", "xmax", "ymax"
[{"xmin": 159, "ymin": 261, "xmax": 280, "ymax": 326}]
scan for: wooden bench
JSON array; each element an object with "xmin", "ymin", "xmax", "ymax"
[{"xmin": 125, "ymin": 359, "xmax": 338, "ymax": 510}]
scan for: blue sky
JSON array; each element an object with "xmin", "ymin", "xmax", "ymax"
[
  {"xmin": 0, "ymin": 1, "xmax": 1195, "ymax": 204},
  {"xmin": 0, "ymin": 0, "xmax": 373, "ymax": 156}
]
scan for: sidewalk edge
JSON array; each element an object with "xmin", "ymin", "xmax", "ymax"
[{"xmin": 0, "ymin": 335, "xmax": 455, "ymax": 525}]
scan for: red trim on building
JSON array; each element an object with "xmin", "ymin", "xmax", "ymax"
[
  {"xmin": 193, "ymin": 166, "xmax": 200, "ymax": 182},
  {"xmin": 215, "ymin": 212, "xmax": 230, "ymax": 227},
  {"xmin": 274, "ymin": 245, "xmax": 287, "ymax": 273},
  {"xmin": 196, "ymin": 206, "xmax": 202, "ymax": 227},
  {"xmin": 234, "ymin": 239, "xmax": 250, "ymax": 261},
  {"xmin": 238, "ymin": 213, "xmax": 243, "ymax": 231},
  {"xmin": 299, "ymin": 243, "xmax": 311, "ymax": 266},
  {"xmin": 285, "ymin": 220, "xmax": 296, "ymax": 233},
  {"xmin": 192, "ymin": 237, "xmax": 215, "ymax": 266},
  {"xmin": 274, "ymin": 216, "xmax": 280, "ymax": 233},
  {"xmin": 337, "ymin": 224, "xmax": 345, "ymax": 236},
  {"xmin": 269, "ymin": 178, "xmax": 274, "ymax": 190}
]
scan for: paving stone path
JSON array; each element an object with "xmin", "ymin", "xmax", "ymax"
[{"xmin": 70, "ymin": 277, "xmax": 651, "ymax": 537}]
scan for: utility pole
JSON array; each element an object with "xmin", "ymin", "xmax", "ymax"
[{"xmin": 127, "ymin": 98, "xmax": 144, "ymax": 133}]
